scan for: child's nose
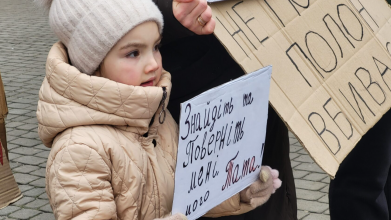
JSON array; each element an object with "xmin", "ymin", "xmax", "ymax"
[{"xmin": 145, "ymin": 55, "xmax": 159, "ymax": 73}]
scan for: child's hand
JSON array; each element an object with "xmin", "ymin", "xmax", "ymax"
[
  {"xmin": 154, "ymin": 213, "xmax": 187, "ymax": 220},
  {"xmin": 239, "ymin": 166, "xmax": 282, "ymax": 208},
  {"xmin": 173, "ymin": 0, "xmax": 215, "ymax": 35}
]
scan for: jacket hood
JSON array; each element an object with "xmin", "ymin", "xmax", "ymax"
[{"xmin": 37, "ymin": 42, "xmax": 172, "ymax": 147}]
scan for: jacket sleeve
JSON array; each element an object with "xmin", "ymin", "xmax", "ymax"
[
  {"xmin": 203, "ymin": 194, "xmax": 254, "ymax": 218},
  {"xmin": 153, "ymin": 0, "xmax": 195, "ymax": 45},
  {"xmin": 46, "ymin": 144, "xmax": 116, "ymax": 220}
]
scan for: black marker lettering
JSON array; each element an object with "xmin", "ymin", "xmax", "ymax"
[
  {"xmin": 201, "ymin": 132, "xmax": 208, "ymax": 157},
  {"xmin": 217, "ymin": 101, "xmax": 222, "ymax": 119},
  {"xmin": 264, "ymin": 0, "xmax": 285, "ymax": 27},
  {"xmin": 339, "ymin": 82, "xmax": 376, "ymax": 124},
  {"xmin": 188, "ymin": 171, "xmax": 196, "ymax": 193},
  {"xmin": 232, "ymin": 1, "xmax": 269, "ymax": 45},
  {"xmin": 205, "ymin": 161, "xmax": 212, "ymax": 183},
  {"xmin": 208, "ymin": 134, "xmax": 215, "ymax": 156},
  {"xmin": 181, "ymin": 103, "xmax": 191, "ymax": 140},
  {"xmin": 338, "ymin": 4, "xmax": 363, "ymax": 42},
  {"xmin": 306, "ymin": 31, "xmax": 337, "ymax": 74},
  {"xmin": 323, "ymin": 98, "xmax": 353, "ymax": 140},
  {"xmin": 227, "ymin": 122, "xmax": 233, "ymax": 146},
  {"xmin": 323, "ymin": 14, "xmax": 356, "ymax": 59},
  {"xmin": 216, "ymin": 10, "xmax": 251, "ymax": 58},
  {"xmin": 289, "ymin": 0, "xmax": 310, "ymax": 16},
  {"xmin": 243, "ymin": 92, "xmax": 254, "ymax": 106},
  {"xmin": 349, "ymin": 0, "xmax": 378, "ymax": 32},
  {"xmin": 193, "ymin": 200, "xmax": 198, "ymax": 212},
  {"xmin": 183, "ymin": 135, "xmax": 199, "ymax": 168},
  {"xmin": 387, "ymin": 42, "xmax": 391, "ymax": 56},
  {"xmin": 186, "ymin": 204, "xmax": 191, "ymax": 216},
  {"xmin": 214, "ymin": 128, "xmax": 221, "ymax": 153},
  {"xmin": 286, "ymin": 43, "xmax": 322, "ymax": 87},
  {"xmin": 218, "ymin": 124, "xmax": 228, "ymax": 151},
  {"xmin": 373, "ymin": 57, "xmax": 391, "ymax": 92},
  {"xmin": 198, "ymin": 166, "xmax": 204, "ymax": 186},
  {"xmin": 213, "ymin": 161, "xmax": 219, "ymax": 178},
  {"xmin": 355, "ymin": 67, "xmax": 386, "ymax": 105},
  {"xmin": 308, "ymin": 112, "xmax": 341, "ymax": 155},
  {"xmin": 210, "ymin": 106, "xmax": 218, "ymax": 132},
  {"xmin": 233, "ymin": 117, "xmax": 245, "ymax": 144},
  {"xmin": 224, "ymin": 98, "xmax": 234, "ymax": 116}
]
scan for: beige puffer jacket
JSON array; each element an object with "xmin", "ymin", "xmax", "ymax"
[{"xmin": 37, "ymin": 42, "xmax": 254, "ymax": 220}]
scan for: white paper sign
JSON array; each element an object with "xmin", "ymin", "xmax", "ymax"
[{"xmin": 172, "ymin": 66, "xmax": 273, "ymax": 220}]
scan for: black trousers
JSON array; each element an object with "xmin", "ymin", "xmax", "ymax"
[{"xmin": 329, "ymin": 109, "xmax": 391, "ymax": 220}]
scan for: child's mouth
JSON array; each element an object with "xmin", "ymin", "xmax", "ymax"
[{"xmin": 140, "ymin": 78, "xmax": 155, "ymax": 87}]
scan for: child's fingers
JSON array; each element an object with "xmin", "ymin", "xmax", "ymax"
[
  {"xmin": 271, "ymin": 169, "xmax": 279, "ymax": 179},
  {"xmin": 250, "ymin": 177, "xmax": 273, "ymax": 194},
  {"xmin": 259, "ymin": 166, "xmax": 271, "ymax": 182},
  {"xmin": 273, "ymin": 178, "xmax": 282, "ymax": 191},
  {"xmin": 249, "ymin": 192, "xmax": 272, "ymax": 208}
]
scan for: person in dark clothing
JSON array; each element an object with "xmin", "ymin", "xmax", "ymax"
[
  {"xmin": 329, "ymin": 111, "xmax": 391, "ymax": 220},
  {"xmin": 329, "ymin": 109, "xmax": 391, "ymax": 220},
  {"xmin": 153, "ymin": 0, "xmax": 298, "ymax": 219},
  {"xmin": 328, "ymin": 1, "xmax": 391, "ymax": 218}
]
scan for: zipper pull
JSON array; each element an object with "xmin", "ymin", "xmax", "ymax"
[{"xmin": 159, "ymin": 87, "xmax": 167, "ymax": 124}]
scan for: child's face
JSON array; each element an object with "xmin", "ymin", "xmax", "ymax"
[{"xmin": 95, "ymin": 21, "xmax": 162, "ymax": 87}]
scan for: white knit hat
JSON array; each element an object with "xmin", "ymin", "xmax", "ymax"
[{"xmin": 35, "ymin": 0, "xmax": 164, "ymax": 75}]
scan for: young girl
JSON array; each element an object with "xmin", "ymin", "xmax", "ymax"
[{"xmin": 35, "ymin": 0, "xmax": 281, "ymax": 219}]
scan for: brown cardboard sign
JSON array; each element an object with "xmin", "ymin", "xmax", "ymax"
[
  {"xmin": 0, "ymin": 71, "xmax": 7, "ymax": 118},
  {"xmin": 0, "ymin": 118, "xmax": 7, "ymax": 162},
  {"xmin": 0, "ymin": 142, "xmax": 3, "ymax": 166},
  {"xmin": 0, "ymin": 141, "xmax": 22, "ymax": 209},
  {"xmin": 211, "ymin": 0, "xmax": 391, "ymax": 177},
  {"xmin": 0, "ymin": 71, "xmax": 8, "ymax": 160}
]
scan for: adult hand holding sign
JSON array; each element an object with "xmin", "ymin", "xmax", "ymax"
[{"xmin": 173, "ymin": 0, "xmax": 215, "ymax": 35}]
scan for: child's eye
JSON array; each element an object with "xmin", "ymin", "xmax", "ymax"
[
  {"xmin": 126, "ymin": 50, "xmax": 139, "ymax": 58},
  {"xmin": 154, "ymin": 43, "xmax": 161, "ymax": 51}
]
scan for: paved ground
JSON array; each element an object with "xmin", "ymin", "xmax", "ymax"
[{"xmin": 0, "ymin": 0, "xmax": 330, "ymax": 219}]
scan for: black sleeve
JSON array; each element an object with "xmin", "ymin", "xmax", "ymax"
[{"xmin": 153, "ymin": 0, "xmax": 195, "ymax": 45}]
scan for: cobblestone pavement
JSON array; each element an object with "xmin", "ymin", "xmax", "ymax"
[
  {"xmin": 0, "ymin": 0, "xmax": 330, "ymax": 219},
  {"xmin": 289, "ymin": 132, "xmax": 330, "ymax": 220}
]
